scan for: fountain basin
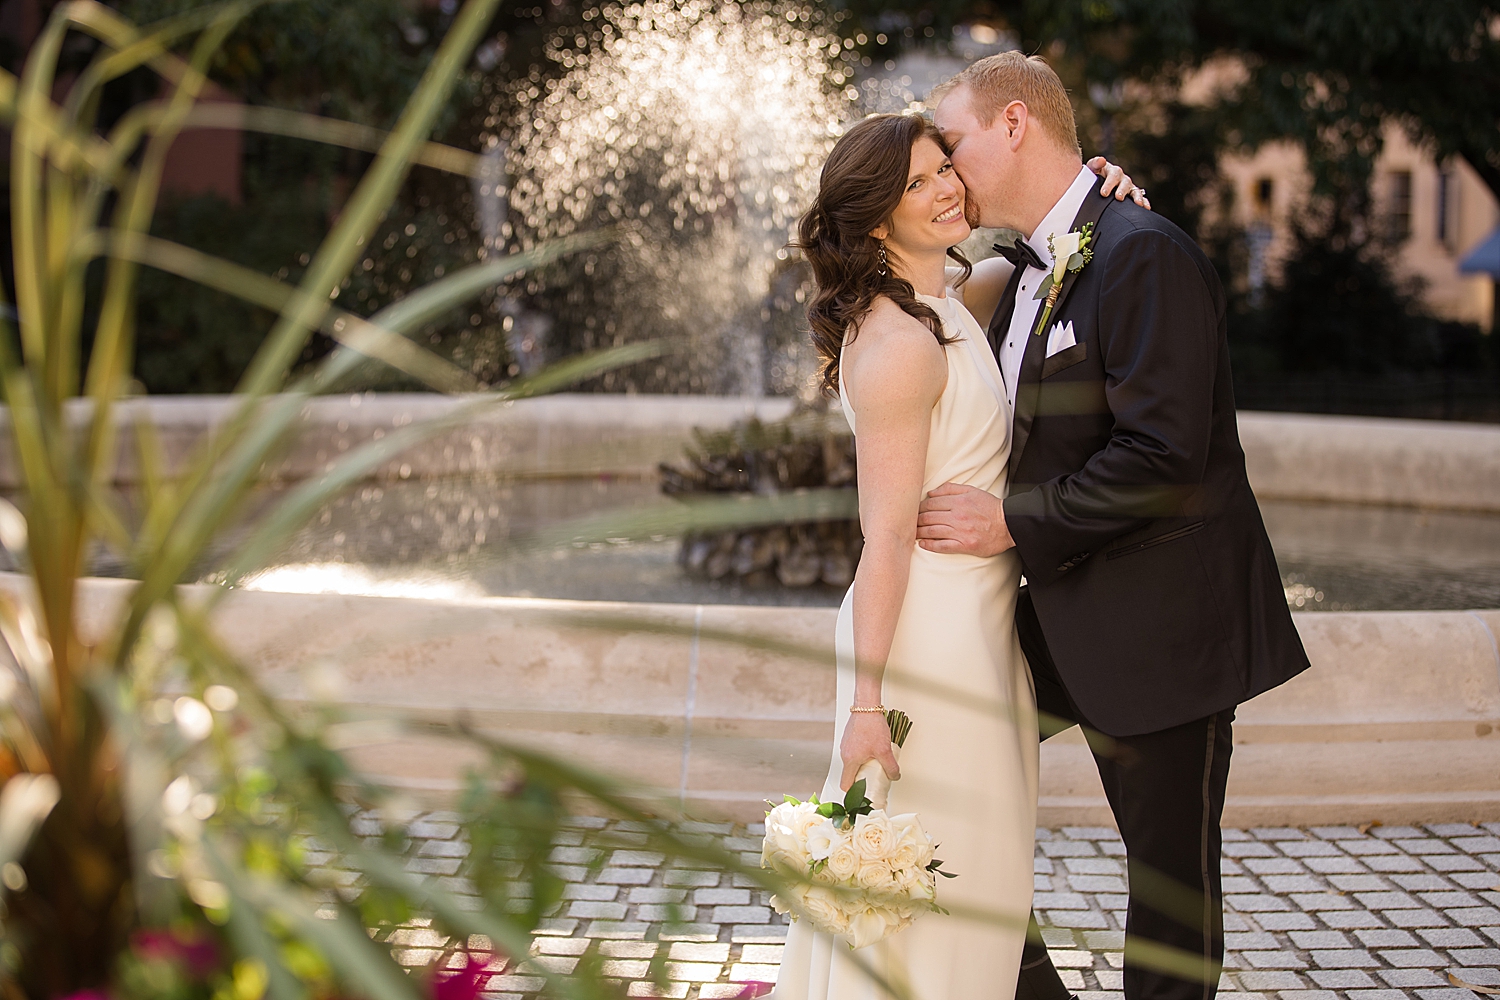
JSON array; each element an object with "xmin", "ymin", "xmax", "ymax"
[
  {"xmin": 4, "ymin": 395, "xmax": 1498, "ymax": 508},
  {"xmin": 7, "ymin": 395, "xmax": 1497, "ymax": 611},
  {"xmin": 31, "ymin": 573, "xmax": 1500, "ymax": 826}
]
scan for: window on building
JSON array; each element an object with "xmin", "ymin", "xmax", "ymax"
[
  {"xmin": 1437, "ymin": 168, "xmax": 1456, "ymax": 249},
  {"xmin": 1254, "ymin": 177, "xmax": 1274, "ymax": 211},
  {"xmin": 1388, "ymin": 170, "xmax": 1413, "ymax": 241}
]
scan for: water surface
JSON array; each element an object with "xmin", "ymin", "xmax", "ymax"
[{"xmin": 229, "ymin": 482, "xmax": 1500, "ymax": 611}]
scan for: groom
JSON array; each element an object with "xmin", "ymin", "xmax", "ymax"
[{"xmin": 917, "ymin": 53, "xmax": 1310, "ymax": 1000}]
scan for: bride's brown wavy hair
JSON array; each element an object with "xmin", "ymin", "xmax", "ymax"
[{"xmin": 794, "ymin": 113, "xmax": 971, "ymax": 394}]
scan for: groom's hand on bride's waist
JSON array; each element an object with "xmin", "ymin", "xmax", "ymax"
[{"xmin": 916, "ymin": 483, "xmax": 1015, "ymax": 557}]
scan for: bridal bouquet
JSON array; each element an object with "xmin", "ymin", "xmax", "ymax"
[{"xmin": 762, "ymin": 710, "xmax": 955, "ymax": 949}]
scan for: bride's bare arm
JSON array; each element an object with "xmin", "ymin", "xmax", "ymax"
[
  {"xmin": 837, "ymin": 300, "xmax": 947, "ymax": 791},
  {"xmin": 958, "ymin": 256, "xmax": 1015, "ymax": 329}
]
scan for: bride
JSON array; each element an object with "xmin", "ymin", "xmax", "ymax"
[{"xmin": 767, "ymin": 113, "xmax": 1142, "ymax": 1000}]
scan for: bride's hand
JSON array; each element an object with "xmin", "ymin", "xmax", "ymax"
[
  {"xmin": 1088, "ymin": 155, "xmax": 1151, "ymax": 210},
  {"xmin": 839, "ymin": 712, "xmax": 900, "ymax": 791}
]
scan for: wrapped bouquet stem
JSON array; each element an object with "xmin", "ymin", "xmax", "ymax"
[
  {"xmin": 851, "ymin": 707, "xmax": 912, "ymax": 810},
  {"xmin": 762, "ymin": 710, "xmax": 955, "ymax": 949}
]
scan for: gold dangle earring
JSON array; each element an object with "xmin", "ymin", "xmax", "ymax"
[{"xmin": 877, "ymin": 242, "xmax": 888, "ymax": 277}]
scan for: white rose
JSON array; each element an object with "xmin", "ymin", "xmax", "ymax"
[
  {"xmin": 851, "ymin": 812, "xmax": 893, "ymax": 863},
  {"xmin": 764, "ymin": 801, "xmax": 796, "ymax": 832},
  {"xmin": 885, "ymin": 815, "xmax": 935, "ymax": 868},
  {"xmin": 888, "ymin": 825, "xmax": 924, "ymax": 869},
  {"xmin": 826, "ymin": 838, "xmax": 860, "ymax": 881},
  {"xmin": 801, "ymin": 887, "xmax": 848, "ymax": 933},
  {"xmin": 856, "ymin": 859, "xmax": 898, "ymax": 892},
  {"xmin": 770, "ymin": 821, "xmax": 804, "ymax": 858},
  {"xmin": 787, "ymin": 801, "xmax": 824, "ymax": 839},
  {"xmin": 804, "ymin": 818, "xmax": 839, "ymax": 862},
  {"xmin": 888, "ymin": 813, "xmax": 927, "ymax": 841},
  {"xmin": 767, "ymin": 848, "xmax": 804, "ymax": 876},
  {"xmin": 906, "ymin": 870, "xmax": 935, "ymax": 903},
  {"xmin": 1050, "ymin": 231, "xmax": 1082, "ymax": 281}
]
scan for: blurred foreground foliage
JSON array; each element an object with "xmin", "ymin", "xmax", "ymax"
[{"xmin": 0, "ymin": 3, "xmax": 796, "ymax": 997}]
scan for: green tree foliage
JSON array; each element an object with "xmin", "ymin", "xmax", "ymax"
[
  {"xmin": 840, "ymin": 0, "xmax": 1500, "ymax": 380},
  {"xmin": 121, "ymin": 0, "xmax": 457, "ymax": 127},
  {"xmin": 1230, "ymin": 222, "xmax": 1498, "ymax": 376},
  {"xmin": 1024, "ymin": 0, "xmax": 1500, "ymax": 203},
  {"xmin": 106, "ymin": 0, "xmax": 479, "ymax": 392}
]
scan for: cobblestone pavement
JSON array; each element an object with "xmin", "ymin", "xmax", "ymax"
[{"xmin": 367, "ymin": 816, "xmax": 1500, "ymax": 1000}]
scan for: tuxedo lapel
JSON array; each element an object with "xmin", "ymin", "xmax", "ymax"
[{"xmin": 1008, "ymin": 178, "xmax": 1114, "ymax": 482}]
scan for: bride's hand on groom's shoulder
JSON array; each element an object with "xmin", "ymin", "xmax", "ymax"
[
  {"xmin": 916, "ymin": 483, "xmax": 1015, "ymax": 557},
  {"xmin": 1088, "ymin": 156, "xmax": 1151, "ymax": 210}
]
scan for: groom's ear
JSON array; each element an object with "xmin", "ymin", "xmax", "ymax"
[{"xmin": 1000, "ymin": 100, "xmax": 1029, "ymax": 148}]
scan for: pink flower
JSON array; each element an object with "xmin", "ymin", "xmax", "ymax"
[
  {"xmin": 58, "ymin": 991, "xmax": 111, "ymax": 1000},
  {"xmin": 735, "ymin": 984, "xmax": 774, "ymax": 999},
  {"xmin": 432, "ymin": 954, "xmax": 497, "ymax": 1000},
  {"xmin": 130, "ymin": 928, "xmax": 220, "ymax": 978}
]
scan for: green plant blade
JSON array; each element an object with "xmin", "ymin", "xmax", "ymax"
[
  {"xmin": 208, "ymin": 846, "xmax": 419, "ymax": 1000},
  {"xmin": 233, "ymin": 0, "xmax": 502, "ymax": 400},
  {"xmin": 82, "ymin": 3, "xmax": 251, "ymax": 500},
  {"xmin": 364, "ymin": 229, "xmax": 617, "ymax": 342},
  {"xmin": 188, "ymin": 102, "xmax": 482, "ymax": 176},
  {"xmin": 62, "ymin": 1, "xmax": 284, "ymax": 127},
  {"xmin": 109, "ymin": 0, "xmax": 505, "ymax": 644},
  {"xmin": 93, "ymin": 230, "xmax": 480, "ymax": 392}
]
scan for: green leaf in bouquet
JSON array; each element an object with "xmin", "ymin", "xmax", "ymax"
[
  {"xmin": 1033, "ymin": 272, "xmax": 1056, "ymax": 300},
  {"xmin": 927, "ymin": 858, "xmax": 959, "ymax": 879},
  {"xmin": 843, "ymin": 778, "xmax": 873, "ymax": 820}
]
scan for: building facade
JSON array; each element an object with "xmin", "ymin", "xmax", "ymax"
[{"xmin": 1221, "ymin": 128, "xmax": 1498, "ymax": 332}]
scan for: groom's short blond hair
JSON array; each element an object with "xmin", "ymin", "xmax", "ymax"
[{"xmin": 933, "ymin": 51, "xmax": 1081, "ymax": 156}]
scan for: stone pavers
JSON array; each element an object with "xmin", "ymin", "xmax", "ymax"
[{"xmin": 354, "ymin": 817, "xmax": 1500, "ymax": 1000}]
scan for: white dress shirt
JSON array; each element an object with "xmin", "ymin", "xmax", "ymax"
[{"xmin": 997, "ymin": 164, "xmax": 1098, "ymax": 409}]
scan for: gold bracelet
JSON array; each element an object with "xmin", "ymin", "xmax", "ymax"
[{"xmin": 849, "ymin": 705, "xmax": 886, "ymax": 714}]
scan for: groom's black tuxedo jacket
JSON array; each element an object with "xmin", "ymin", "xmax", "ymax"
[{"xmin": 990, "ymin": 177, "xmax": 1309, "ymax": 737}]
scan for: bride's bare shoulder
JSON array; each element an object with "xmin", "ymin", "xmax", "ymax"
[{"xmin": 842, "ymin": 297, "xmax": 946, "ymax": 406}]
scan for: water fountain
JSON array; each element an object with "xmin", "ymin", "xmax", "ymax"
[{"xmin": 475, "ymin": 0, "xmax": 859, "ymax": 397}]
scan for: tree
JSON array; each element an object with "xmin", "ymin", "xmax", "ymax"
[{"xmin": 1024, "ymin": 0, "xmax": 1500, "ymax": 202}]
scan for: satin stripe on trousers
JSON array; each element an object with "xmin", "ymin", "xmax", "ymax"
[{"xmin": 1016, "ymin": 588, "xmax": 1234, "ymax": 1000}]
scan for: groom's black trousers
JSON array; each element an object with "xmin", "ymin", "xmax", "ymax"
[{"xmin": 1016, "ymin": 589, "xmax": 1234, "ymax": 1000}]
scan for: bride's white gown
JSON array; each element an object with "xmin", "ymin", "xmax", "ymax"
[{"xmin": 769, "ymin": 288, "xmax": 1038, "ymax": 1000}]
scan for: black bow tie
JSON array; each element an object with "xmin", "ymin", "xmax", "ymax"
[{"xmin": 993, "ymin": 239, "xmax": 1047, "ymax": 272}]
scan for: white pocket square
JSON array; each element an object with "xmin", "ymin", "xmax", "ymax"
[{"xmin": 1045, "ymin": 320, "xmax": 1076, "ymax": 359}]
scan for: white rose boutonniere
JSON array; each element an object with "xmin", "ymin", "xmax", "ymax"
[{"xmin": 1031, "ymin": 222, "xmax": 1095, "ymax": 337}]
